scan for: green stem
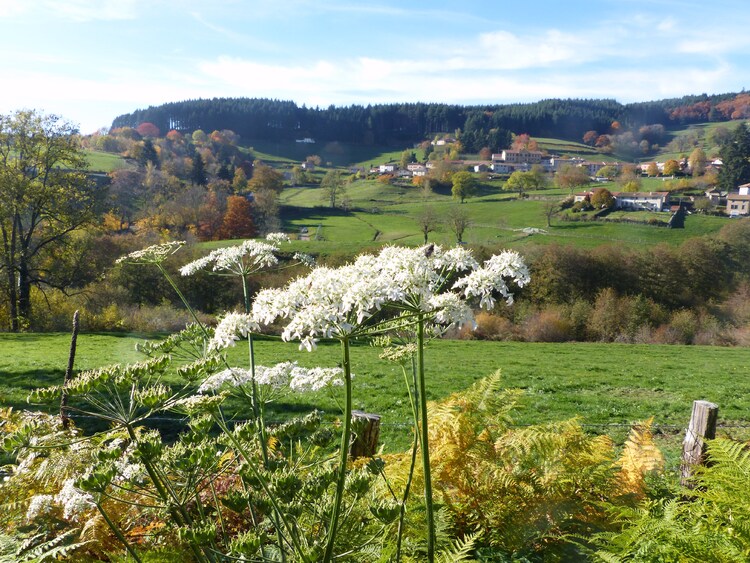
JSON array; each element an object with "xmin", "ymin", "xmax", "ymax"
[
  {"xmin": 213, "ymin": 415, "xmax": 308, "ymax": 561},
  {"xmin": 95, "ymin": 503, "xmax": 142, "ymax": 563},
  {"xmin": 158, "ymin": 264, "xmax": 211, "ymax": 342},
  {"xmin": 322, "ymin": 337, "xmax": 353, "ymax": 563},
  {"xmin": 417, "ymin": 315, "xmax": 436, "ymax": 562},
  {"xmin": 396, "ymin": 356, "xmax": 420, "ymax": 562}
]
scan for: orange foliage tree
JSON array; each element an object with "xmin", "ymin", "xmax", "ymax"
[{"xmin": 216, "ymin": 195, "xmax": 255, "ymax": 240}]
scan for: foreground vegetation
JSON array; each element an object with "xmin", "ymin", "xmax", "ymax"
[{"xmin": 2, "ymin": 333, "xmax": 748, "ymax": 456}]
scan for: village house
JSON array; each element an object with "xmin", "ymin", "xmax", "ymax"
[
  {"xmin": 573, "ymin": 191, "xmax": 669, "ymax": 212},
  {"xmin": 492, "ymin": 149, "xmax": 544, "ymax": 164},
  {"xmin": 407, "ymin": 163, "xmax": 428, "ymax": 176},
  {"xmin": 613, "ymin": 191, "xmax": 669, "ymax": 212},
  {"xmin": 727, "ymin": 193, "xmax": 750, "ymax": 216}
]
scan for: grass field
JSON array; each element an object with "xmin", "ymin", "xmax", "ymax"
[
  {"xmin": 3, "ymin": 333, "xmax": 748, "ymax": 466},
  {"xmin": 84, "ymin": 149, "xmax": 127, "ymax": 172},
  {"xmin": 277, "ymin": 177, "xmax": 728, "ymax": 252}
]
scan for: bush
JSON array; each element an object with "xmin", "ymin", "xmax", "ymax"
[{"xmin": 521, "ymin": 308, "xmax": 574, "ymax": 342}]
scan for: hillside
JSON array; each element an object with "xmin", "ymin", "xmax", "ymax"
[{"xmin": 109, "ymin": 91, "xmax": 747, "ymax": 149}]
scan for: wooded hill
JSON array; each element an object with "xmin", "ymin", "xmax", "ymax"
[{"xmin": 111, "ymin": 91, "xmax": 749, "ymax": 147}]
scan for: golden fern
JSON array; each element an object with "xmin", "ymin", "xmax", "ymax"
[{"xmin": 617, "ymin": 418, "xmax": 664, "ymax": 497}]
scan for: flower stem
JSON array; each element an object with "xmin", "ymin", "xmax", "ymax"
[
  {"xmin": 417, "ymin": 315, "xmax": 435, "ymax": 562},
  {"xmin": 157, "ymin": 264, "xmax": 211, "ymax": 341},
  {"xmin": 322, "ymin": 337, "xmax": 353, "ymax": 563},
  {"xmin": 95, "ymin": 503, "xmax": 142, "ymax": 563}
]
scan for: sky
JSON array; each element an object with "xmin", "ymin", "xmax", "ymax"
[{"xmin": 1, "ymin": 0, "xmax": 749, "ymax": 134}]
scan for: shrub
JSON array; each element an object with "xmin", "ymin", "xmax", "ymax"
[{"xmin": 521, "ymin": 308, "xmax": 574, "ymax": 342}]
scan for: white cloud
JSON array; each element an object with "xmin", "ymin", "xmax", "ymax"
[{"xmin": 0, "ymin": 0, "xmax": 26, "ymax": 17}]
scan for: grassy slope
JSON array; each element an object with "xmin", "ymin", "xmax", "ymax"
[
  {"xmin": 4, "ymin": 333, "xmax": 748, "ymax": 461},
  {"xmin": 278, "ymin": 177, "xmax": 727, "ymax": 252}
]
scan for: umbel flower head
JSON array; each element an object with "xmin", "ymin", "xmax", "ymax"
[
  {"xmin": 198, "ymin": 362, "xmax": 348, "ymax": 393},
  {"xmin": 249, "ymin": 244, "xmax": 530, "ymax": 350},
  {"xmin": 116, "ymin": 241, "xmax": 186, "ymax": 265},
  {"xmin": 180, "ymin": 239, "xmax": 280, "ymax": 277}
]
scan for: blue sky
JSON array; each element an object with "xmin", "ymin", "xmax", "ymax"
[{"xmin": 1, "ymin": 0, "xmax": 749, "ymax": 134}]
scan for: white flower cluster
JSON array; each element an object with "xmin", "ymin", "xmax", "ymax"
[
  {"xmin": 180, "ymin": 239, "xmax": 280, "ymax": 277},
  {"xmin": 266, "ymin": 232, "xmax": 291, "ymax": 243},
  {"xmin": 288, "ymin": 366, "xmax": 345, "ymax": 392},
  {"xmin": 55, "ymin": 479, "xmax": 95, "ymax": 521},
  {"xmin": 210, "ymin": 312, "xmax": 260, "ymax": 351},
  {"xmin": 25, "ymin": 494, "xmax": 54, "ymax": 521},
  {"xmin": 198, "ymin": 362, "xmax": 348, "ymax": 394},
  {"xmin": 453, "ymin": 250, "xmax": 531, "ymax": 309},
  {"xmin": 250, "ymin": 245, "xmax": 530, "ymax": 349},
  {"xmin": 26, "ymin": 481, "xmax": 95, "ymax": 521},
  {"xmin": 115, "ymin": 241, "xmax": 186, "ymax": 265}
]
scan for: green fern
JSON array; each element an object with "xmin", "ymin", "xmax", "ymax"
[{"xmin": 436, "ymin": 531, "xmax": 479, "ymax": 563}]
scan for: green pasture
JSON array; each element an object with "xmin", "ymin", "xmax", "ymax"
[
  {"xmin": 245, "ymin": 139, "xmax": 424, "ymax": 169},
  {"xmin": 84, "ymin": 149, "xmax": 127, "ymax": 172},
  {"xmin": 3, "ymin": 333, "xmax": 748, "ymax": 465},
  {"xmin": 277, "ymin": 179, "xmax": 728, "ymax": 252}
]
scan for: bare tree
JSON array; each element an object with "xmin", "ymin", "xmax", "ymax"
[
  {"xmin": 447, "ymin": 205, "xmax": 471, "ymax": 244},
  {"xmin": 415, "ymin": 206, "xmax": 439, "ymax": 244}
]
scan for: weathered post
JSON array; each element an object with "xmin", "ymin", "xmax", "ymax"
[
  {"xmin": 60, "ymin": 310, "xmax": 80, "ymax": 429},
  {"xmin": 349, "ymin": 410, "xmax": 381, "ymax": 458},
  {"xmin": 680, "ymin": 400, "xmax": 718, "ymax": 487}
]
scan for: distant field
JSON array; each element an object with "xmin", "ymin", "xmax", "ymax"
[
  {"xmin": 84, "ymin": 149, "xmax": 127, "ymax": 172},
  {"xmin": 277, "ymin": 178, "xmax": 728, "ymax": 252},
  {"xmin": 246, "ymin": 139, "xmax": 425, "ymax": 168},
  {"xmin": 3, "ymin": 333, "xmax": 748, "ymax": 463}
]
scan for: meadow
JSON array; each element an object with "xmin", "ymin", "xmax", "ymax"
[
  {"xmin": 3, "ymin": 332, "xmax": 748, "ymax": 465},
  {"xmin": 278, "ymin": 178, "xmax": 727, "ymax": 253}
]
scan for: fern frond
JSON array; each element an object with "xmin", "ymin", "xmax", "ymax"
[
  {"xmin": 617, "ymin": 418, "xmax": 664, "ymax": 497},
  {"xmin": 436, "ymin": 531, "xmax": 479, "ymax": 563}
]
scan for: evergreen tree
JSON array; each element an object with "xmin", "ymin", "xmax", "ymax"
[
  {"xmin": 140, "ymin": 138, "xmax": 159, "ymax": 168},
  {"xmin": 718, "ymin": 122, "xmax": 750, "ymax": 191},
  {"xmin": 191, "ymin": 153, "xmax": 208, "ymax": 186}
]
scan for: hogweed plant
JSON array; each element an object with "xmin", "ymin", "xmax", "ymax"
[
  {"xmin": 15, "ymin": 239, "xmax": 528, "ymax": 562},
  {"xmin": 237, "ymin": 243, "xmax": 530, "ymax": 562}
]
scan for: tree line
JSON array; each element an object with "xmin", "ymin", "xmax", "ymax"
[{"xmin": 111, "ymin": 92, "xmax": 750, "ymax": 148}]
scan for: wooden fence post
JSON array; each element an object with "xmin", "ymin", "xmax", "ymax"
[
  {"xmin": 349, "ymin": 410, "xmax": 381, "ymax": 459},
  {"xmin": 680, "ymin": 399, "xmax": 718, "ymax": 487}
]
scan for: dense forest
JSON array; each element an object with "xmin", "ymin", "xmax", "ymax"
[{"xmin": 111, "ymin": 91, "xmax": 747, "ymax": 147}]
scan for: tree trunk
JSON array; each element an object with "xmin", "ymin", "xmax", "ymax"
[
  {"xmin": 17, "ymin": 258, "xmax": 31, "ymax": 328},
  {"xmin": 4, "ymin": 264, "xmax": 17, "ymax": 332}
]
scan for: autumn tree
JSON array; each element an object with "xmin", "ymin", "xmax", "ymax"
[
  {"xmin": 555, "ymin": 165, "xmax": 590, "ymax": 193},
  {"xmin": 590, "ymin": 187, "xmax": 615, "ymax": 209},
  {"xmin": 249, "ymin": 161, "xmax": 285, "ymax": 234},
  {"xmin": 688, "ymin": 147, "xmax": 707, "ymax": 177},
  {"xmin": 0, "ymin": 110, "xmax": 103, "ymax": 331},
  {"xmin": 232, "ymin": 167, "xmax": 248, "ymax": 192},
  {"xmin": 321, "ymin": 169, "xmax": 346, "ymax": 208},
  {"xmin": 582, "ymin": 130, "xmax": 598, "ymax": 146},
  {"xmin": 505, "ymin": 166, "xmax": 546, "ymax": 197},
  {"xmin": 451, "ymin": 170, "xmax": 477, "ymax": 203},
  {"xmin": 136, "ymin": 122, "xmax": 160, "ymax": 138},
  {"xmin": 512, "ymin": 133, "xmax": 538, "ymax": 151},
  {"xmin": 217, "ymin": 195, "xmax": 255, "ymax": 240},
  {"xmin": 662, "ymin": 159, "xmax": 681, "ymax": 176},
  {"xmin": 646, "ymin": 162, "xmax": 660, "ymax": 177}
]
